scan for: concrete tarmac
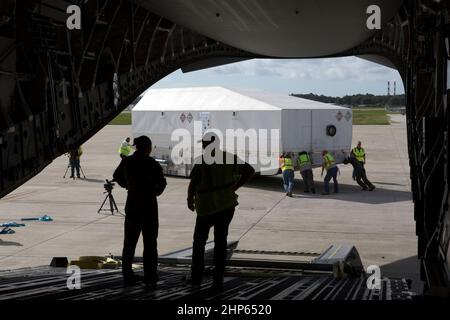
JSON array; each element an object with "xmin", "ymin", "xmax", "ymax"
[{"xmin": 0, "ymin": 114, "xmax": 419, "ymax": 291}]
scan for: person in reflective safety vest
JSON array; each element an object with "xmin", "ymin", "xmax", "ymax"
[
  {"xmin": 297, "ymin": 151, "xmax": 315, "ymax": 194},
  {"xmin": 352, "ymin": 141, "xmax": 365, "ymax": 165},
  {"xmin": 119, "ymin": 137, "xmax": 133, "ymax": 159},
  {"xmin": 321, "ymin": 150, "xmax": 339, "ymax": 195},
  {"xmin": 343, "ymin": 154, "xmax": 375, "ymax": 191},
  {"xmin": 68, "ymin": 146, "xmax": 83, "ymax": 179},
  {"xmin": 280, "ymin": 153, "xmax": 295, "ymax": 197},
  {"xmin": 351, "ymin": 141, "xmax": 366, "ymax": 180}
]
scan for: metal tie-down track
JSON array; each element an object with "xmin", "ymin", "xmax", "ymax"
[{"xmin": 0, "ymin": 243, "xmax": 414, "ymax": 300}]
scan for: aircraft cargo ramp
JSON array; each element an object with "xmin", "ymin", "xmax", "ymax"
[
  {"xmin": 0, "ymin": 243, "xmax": 414, "ymax": 301},
  {"xmin": 0, "ymin": 265, "xmax": 413, "ymax": 301}
]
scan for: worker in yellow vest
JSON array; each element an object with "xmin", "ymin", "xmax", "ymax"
[
  {"xmin": 280, "ymin": 153, "xmax": 295, "ymax": 197},
  {"xmin": 343, "ymin": 154, "xmax": 375, "ymax": 191},
  {"xmin": 119, "ymin": 137, "xmax": 134, "ymax": 159},
  {"xmin": 187, "ymin": 132, "xmax": 254, "ymax": 290},
  {"xmin": 68, "ymin": 146, "xmax": 83, "ymax": 179},
  {"xmin": 297, "ymin": 151, "xmax": 315, "ymax": 193},
  {"xmin": 351, "ymin": 141, "xmax": 365, "ymax": 180},
  {"xmin": 352, "ymin": 141, "xmax": 365, "ymax": 165},
  {"xmin": 321, "ymin": 150, "xmax": 339, "ymax": 195}
]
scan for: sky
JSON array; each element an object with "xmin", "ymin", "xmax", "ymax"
[{"xmin": 152, "ymin": 56, "xmax": 405, "ymax": 97}]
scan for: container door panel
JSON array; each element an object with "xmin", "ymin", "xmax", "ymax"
[
  {"xmin": 311, "ymin": 109, "xmax": 352, "ymax": 164},
  {"xmin": 281, "ymin": 109, "xmax": 310, "ymax": 153}
]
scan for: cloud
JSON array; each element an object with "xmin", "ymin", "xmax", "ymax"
[{"xmin": 211, "ymin": 57, "xmax": 401, "ymax": 82}]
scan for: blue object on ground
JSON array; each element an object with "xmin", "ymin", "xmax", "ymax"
[
  {"xmin": 0, "ymin": 227, "xmax": 15, "ymax": 234},
  {"xmin": 0, "ymin": 222, "xmax": 26, "ymax": 228},
  {"xmin": 39, "ymin": 215, "xmax": 53, "ymax": 222},
  {"xmin": 21, "ymin": 215, "xmax": 53, "ymax": 222}
]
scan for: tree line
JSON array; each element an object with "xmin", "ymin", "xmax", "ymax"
[{"xmin": 290, "ymin": 93, "xmax": 405, "ymax": 107}]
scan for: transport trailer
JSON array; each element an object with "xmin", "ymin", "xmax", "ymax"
[{"xmin": 132, "ymin": 87, "xmax": 352, "ymax": 176}]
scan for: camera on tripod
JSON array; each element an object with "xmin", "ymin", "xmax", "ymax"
[
  {"xmin": 104, "ymin": 179, "xmax": 115, "ymax": 193},
  {"xmin": 98, "ymin": 179, "xmax": 123, "ymax": 216}
]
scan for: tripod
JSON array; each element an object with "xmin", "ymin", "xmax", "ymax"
[
  {"xmin": 63, "ymin": 163, "xmax": 86, "ymax": 179},
  {"xmin": 98, "ymin": 188, "xmax": 124, "ymax": 216}
]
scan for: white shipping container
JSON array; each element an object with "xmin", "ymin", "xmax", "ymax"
[{"xmin": 132, "ymin": 87, "xmax": 352, "ymax": 176}]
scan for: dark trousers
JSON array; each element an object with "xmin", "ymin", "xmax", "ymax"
[
  {"xmin": 191, "ymin": 208, "xmax": 235, "ymax": 283},
  {"xmin": 352, "ymin": 162, "xmax": 364, "ymax": 180},
  {"xmin": 69, "ymin": 159, "xmax": 80, "ymax": 177},
  {"xmin": 300, "ymin": 169, "xmax": 315, "ymax": 192},
  {"xmin": 356, "ymin": 168, "xmax": 374, "ymax": 189},
  {"xmin": 122, "ymin": 215, "xmax": 158, "ymax": 281},
  {"xmin": 324, "ymin": 166, "xmax": 339, "ymax": 193}
]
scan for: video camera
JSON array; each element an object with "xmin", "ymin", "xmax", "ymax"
[
  {"xmin": 98, "ymin": 179, "xmax": 122, "ymax": 216},
  {"xmin": 104, "ymin": 179, "xmax": 115, "ymax": 193}
]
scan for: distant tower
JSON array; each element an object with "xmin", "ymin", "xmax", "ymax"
[
  {"xmin": 394, "ymin": 81, "xmax": 396, "ymax": 96},
  {"xmin": 387, "ymin": 81, "xmax": 390, "ymax": 96}
]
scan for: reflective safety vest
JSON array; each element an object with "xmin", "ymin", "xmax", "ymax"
[
  {"xmin": 195, "ymin": 161, "xmax": 238, "ymax": 216},
  {"xmin": 298, "ymin": 153, "xmax": 312, "ymax": 172},
  {"xmin": 69, "ymin": 147, "xmax": 83, "ymax": 160},
  {"xmin": 119, "ymin": 142, "xmax": 133, "ymax": 156},
  {"xmin": 323, "ymin": 153, "xmax": 336, "ymax": 170},
  {"xmin": 352, "ymin": 147, "xmax": 365, "ymax": 163},
  {"xmin": 281, "ymin": 157, "xmax": 294, "ymax": 172},
  {"xmin": 298, "ymin": 154, "xmax": 312, "ymax": 165}
]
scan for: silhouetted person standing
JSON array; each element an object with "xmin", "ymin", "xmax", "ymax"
[
  {"xmin": 113, "ymin": 136, "xmax": 167, "ymax": 286},
  {"xmin": 69, "ymin": 146, "xmax": 83, "ymax": 179},
  {"xmin": 187, "ymin": 133, "xmax": 254, "ymax": 290}
]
